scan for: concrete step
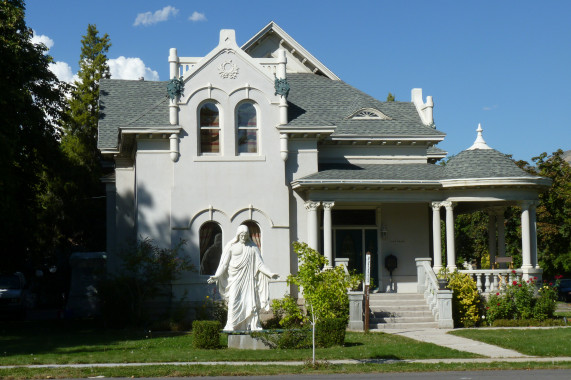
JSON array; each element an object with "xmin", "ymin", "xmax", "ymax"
[
  {"xmin": 371, "ymin": 316, "xmax": 437, "ymax": 323},
  {"xmin": 369, "ymin": 300, "xmax": 427, "ymax": 308},
  {"xmin": 371, "ymin": 310, "xmax": 434, "ymax": 318},
  {"xmin": 369, "ymin": 293, "xmax": 425, "ymax": 301},
  {"xmin": 369, "ymin": 305, "xmax": 429, "ymax": 312},
  {"xmin": 369, "ymin": 321, "xmax": 439, "ymax": 329}
]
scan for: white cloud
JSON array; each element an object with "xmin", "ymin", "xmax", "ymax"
[
  {"xmin": 483, "ymin": 105, "xmax": 498, "ymax": 111},
  {"xmin": 134, "ymin": 6, "xmax": 179, "ymax": 26},
  {"xmin": 49, "ymin": 61, "xmax": 78, "ymax": 83},
  {"xmin": 189, "ymin": 11, "xmax": 206, "ymax": 22},
  {"xmin": 108, "ymin": 56, "xmax": 159, "ymax": 81},
  {"xmin": 31, "ymin": 30, "xmax": 54, "ymax": 50}
]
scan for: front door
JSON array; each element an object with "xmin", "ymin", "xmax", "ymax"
[{"xmin": 334, "ymin": 228, "xmax": 379, "ymax": 289}]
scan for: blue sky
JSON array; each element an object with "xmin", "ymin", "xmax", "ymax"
[{"xmin": 26, "ymin": 0, "xmax": 570, "ymax": 162}]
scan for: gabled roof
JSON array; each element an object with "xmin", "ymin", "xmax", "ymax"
[
  {"xmin": 287, "ymin": 74, "xmax": 446, "ymax": 139},
  {"xmin": 98, "ymin": 79, "xmax": 170, "ymax": 151},
  {"xmin": 242, "ymin": 21, "xmax": 340, "ymax": 80}
]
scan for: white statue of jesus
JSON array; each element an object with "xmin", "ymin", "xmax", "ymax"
[{"xmin": 207, "ymin": 225, "xmax": 279, "ymax": 331}]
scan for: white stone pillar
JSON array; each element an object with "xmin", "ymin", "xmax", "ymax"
[
  {"xmin": 443, "ymin": 201, "xmax": 456, "ymax": 270},
  {"xmin": 521, "ymin": 201, "xmax": 533, "ymax": 269},
  {"xmin": 305, "ymin": 201, "xmax": 321, "ymax": 250},
  {"xmin": 530, "ymin": 201, "xmax": 539, "ymax": 268},
  {"xmin": 168, "ymin": 48, "xmax": 179, "ymax": 125},
  {"xmin": 322, "ymin": 201, "xmax": 335, "ymax": 268},
  {"xmin": 431, "ymin": 202, "xmax": 443, "ymax": 271},
  {"xmin": 487, "ymin": 211, "xmax": 497, "ymax": 269}
]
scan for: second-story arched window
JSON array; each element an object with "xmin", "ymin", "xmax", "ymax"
[
  {"xmin": 236, "ymin": 102, "xmax": 258, "ymax": 154},
  {"xmin": 200, "ymin": 102, "xmax": 220, "ymax": 154}
]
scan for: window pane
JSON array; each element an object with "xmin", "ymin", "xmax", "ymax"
[
  {"xmin": 201, "ymin": 129, "xmax": 219, "ymax": 153},
  {"xmin": 200, "ymin": 223, "xmax": 222, "ymax": 275},
  {"xmin": 237, "ymin": 103, "xmax": 256, "ymax": 128},
  {"xmin": 237, "ymin": 129, "xmax": 257, "ymax": 153},
  {"xmin": 241, "ymin": 221, "xmax": 261, "ymax": 249},
  {"xmin": 200, "ymin": 103, "xmax": 219, "ymax": 127}
]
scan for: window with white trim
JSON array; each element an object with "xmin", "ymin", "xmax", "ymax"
[
  {"xmin": 200, "ymin": 102, "xmax": 220, "ymax": 154},
  {"xmin": 236, "ymin": 102, "xmax": 258, "ymax": 154}
]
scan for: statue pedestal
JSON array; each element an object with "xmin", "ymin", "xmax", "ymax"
[{"xmin": 227, "ymin": 332, "xmax": 270, "ymax": 350}]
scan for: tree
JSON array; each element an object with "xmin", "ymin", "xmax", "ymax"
[
  {"xmin": 529, "ymin": 150, "xmax": 571, "ymax": 277},
  {"xmin": 0, "ymin": 0, "xmax": 68, "ymax": 273},
  {"xmin": 60, "ymin": 24, "xmax": 111, "ymax": 250},
  {"xmin": 386, "ymin": 92, "xmax": 395, "ymax": 102}
]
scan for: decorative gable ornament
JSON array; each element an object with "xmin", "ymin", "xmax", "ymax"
[
  {"xmin": 166, "ymin": 76, "xmax": 184, "ymax": 100},
  {"xmin": 350, "ymin": 108, "xmax": 391, "ymax": 120},
  {"xmin": 274, "ymin": 77, "xmax": 290, "ymax": 99},
  {"xmin": 218, "ymin": 60, "xmax": 239, "ymax": 79}
]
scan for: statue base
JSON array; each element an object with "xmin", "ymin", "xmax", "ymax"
[{"xmin": 227, "ymin": 332, "xmax": 270, "ymax": 350}]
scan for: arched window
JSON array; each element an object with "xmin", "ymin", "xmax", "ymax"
[
  {"xmin": 241, "ymin": 221, "xmax": 261, "ymax": 249},
  {"xmin": 236, "ymin": 102, "xmax": 258, "ymax": 154},
  {"xmin": 199, "ymin": 222, "xmax": 222, "ymax": 275},
  {"xmin": 200, "ymin": 102, "xmax": 220, "ymax": 154}
]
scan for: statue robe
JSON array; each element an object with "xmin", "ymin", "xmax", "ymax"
[{"xmin": 213, "ymin": 240, "xmax": 271, "ymax": 331}]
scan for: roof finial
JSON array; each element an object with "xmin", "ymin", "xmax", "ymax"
[{"xmin": 467, "ymin": 123, "xmax": 492, "ymax": 150}]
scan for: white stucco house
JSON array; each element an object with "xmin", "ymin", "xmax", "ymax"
[{"xmin": 98, "ymin": 22, "xmax": 549, "ymax": 307}]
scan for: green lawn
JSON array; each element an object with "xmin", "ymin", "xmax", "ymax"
[
  {"xmin": 0, "ymin": 320, "xmax": 477, "ymax": 366},
  {"xmin": 449, "ymin": 328, "xmax": 571, "ymax": 357}
]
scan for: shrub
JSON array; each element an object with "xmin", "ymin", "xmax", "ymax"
[
  {"xmin": 485, "ymin": 276, "xmax": 559, "ymax": 324},
  {"xmin": 445, "ymin": 271, "xmax": 482, "ymax": 327},
  {"xmin": 195, "ymin": 292, "xmax": 227, "ymax": 326},
  {"xmin": 316, "ymin": 318, "xmax": 347, "ymax": 347},
  {"xmin": 287, "ymin": 242, "xmax": 362, "ymax": 322},
  {"xmin": 270, "ymin": 295, "xmax": 306, "ymax": 328},
  {"xmin": 192, "ymin": 320, "xmax": 221, "ymax": 349},
  {"xmin": 97, "ymin": 238, "xmax": 194, "ymax": 327}
]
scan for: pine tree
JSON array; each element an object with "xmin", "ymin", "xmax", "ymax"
[
  {"xmin": 0, "ymin": 0, "xmax": 68, "ymax": 271},
  {"xmin": 60, "ymin": 24, "xmax": 111, "ymax": 250},
  {"xmin": 386, "ymin": 92, "xmax": 395, "ymax": 102},
  {"xmin": 62, "ymin": 24, "xmax": 111, "ymax": 172}
]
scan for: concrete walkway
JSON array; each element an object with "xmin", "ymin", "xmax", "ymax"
[{"xmin": 381, "ymin": 328, "xmax": 529, "ymax": 358}]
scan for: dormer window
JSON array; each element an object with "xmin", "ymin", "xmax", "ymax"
[
  {"xmin": 236, "ymin": 102, "xmax": 258, "ymax": 154},
  {"xmin": 200, "ymin": 102, "xmax": 220, "ymax": 154},
  {"xmin": 349, "ymin": 108, "xmax": 391, "ymax": 120}
]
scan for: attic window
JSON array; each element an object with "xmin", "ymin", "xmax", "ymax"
[{"xmin": 350, "ymin": 108, "xmax": 391, "ymax": 120}]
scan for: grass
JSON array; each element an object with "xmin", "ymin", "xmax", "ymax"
[
  {"xmin": 449, "ymin": 328, "xmax": 571, "ymax": 357},
  {"xmin": 0, "ymin": 320, "xmax": 477, "ymax": 366},
  {"xmin": 1, "ymin": 361, "xmax": 571, "ymax": 379}
]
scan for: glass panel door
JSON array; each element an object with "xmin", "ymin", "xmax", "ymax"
[{"xmin": 335, "ymin": 229, "xmax": 363, "ymax": 273}]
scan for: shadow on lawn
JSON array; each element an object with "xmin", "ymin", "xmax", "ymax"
[{"xmin": 0, "ymin": 319, "xmax": 162, "ymax": 357}]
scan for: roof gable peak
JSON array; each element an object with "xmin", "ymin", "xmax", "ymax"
[{"xmin": 242, "ymin": 21, "xmax": 339, "ymax": 80}]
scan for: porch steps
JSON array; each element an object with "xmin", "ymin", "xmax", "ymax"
[{"xmin": 367, "ymin": 293, "xmax": 438, "ymax": 329}]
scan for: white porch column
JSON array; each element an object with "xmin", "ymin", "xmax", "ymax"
[
  {"xmin": 305, "ymin": 201, "xmax": 321, "ymax": 250},
  {"xmin": 487, "ymin": 211, "xmax": 497, "ymax": 269},
  {"xmin": 520, "ymin": 201, "xmax": 533, "ymax": 269},
  {"xmin": 431, "ymin": 202, "xmax": 443, "ymax": 271},
  {"xmin": 496, "ymin": 209, "xmax": 506, "ymax": 260},
  {"xmin": 442, "ymin": 201, "xmax": 456, "ymax": 270},
  {"xmin": 530, "ymin": 201, "xmax": 539, "ymax": 268},
  {"xmin": 322, "ymin": 201, "xmax": 335, "ymax": 268}
]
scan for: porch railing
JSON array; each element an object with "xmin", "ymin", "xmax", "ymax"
[
  {"xmin": 457, "ymin": 269, "xmax": 535, "ymax": 294},
  {"xmin": 415, "ymin": 258, "xmax": 453, "ymax": 328}
]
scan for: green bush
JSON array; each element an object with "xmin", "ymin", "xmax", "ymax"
[
  {"xmin": 491, "ymin": 318, "xmax": 565, "ymax": 327},
  {"xmin": 270, "ymin": 295, "xmax": 306, "ymax": 328},
  {"xmin": 445, "ymin": 271, "xmax": 482, "ymax": 327},
  {"xmin": 192, "ymin": 320, "xmax": 221, "ymax": 349},
  {"xmin": 485, "ymin": 277, "xmax": 559, "ymax": 324},
  {"xmin": 287, "ymin": 242, "xmax": 362, "ymax": 321},
  {"xmin": 316, "ymin": 318, "xmax": 347, "ymax": 347}
]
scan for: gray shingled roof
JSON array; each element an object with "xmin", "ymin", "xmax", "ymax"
[
  {"xmin": 287, "ymin": 74, "xmax": 446, "ymax": 137},
  {"xmin": 444, "ymin": 149, "xmax": 535, "ymax": 179},
  {"xmin": 98, "ymin": 79, "xmax": 170, "ymax": 150},
  {"xmin": 301, "ymin": 163, "xmax": 444, "ymax": 182}
]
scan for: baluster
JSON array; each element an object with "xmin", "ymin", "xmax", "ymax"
[
  {"xmin": 492, "ymin": 274, "xmax": 499, "ymax": 292},
  {"xmin": 484, "ymin": 274, "xmax": 491, "ymax": 293},
  {"xmin": 475, "ymin": 273, "xmax": 483, "ymax": 293}
]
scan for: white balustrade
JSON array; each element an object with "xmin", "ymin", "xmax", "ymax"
[{"xmin": 458, "ymin": 269, "xmax": 522, "ymax": 294}]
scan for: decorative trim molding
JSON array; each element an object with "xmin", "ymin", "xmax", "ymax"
[
  {"xmin": 230, "ymin": 204, "xmax": 275, "ymax": 227},
  {"xmin": 218, "ymin": 59, "xmax": 239, "ymax": 79}
]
